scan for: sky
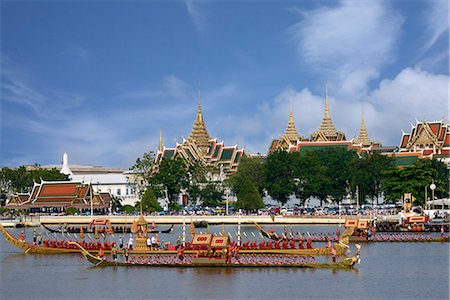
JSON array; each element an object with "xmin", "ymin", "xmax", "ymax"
[{"xmin": 1, "ymin": 0, "xmax": 448, "ymax": 168}]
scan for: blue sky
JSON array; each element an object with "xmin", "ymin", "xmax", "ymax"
[{"xmin": 1, "ymin": 0, "xmax": 448, "ymax": 168}]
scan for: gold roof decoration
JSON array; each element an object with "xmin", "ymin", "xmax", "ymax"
[
  {"xmin": 282, "ymin": 95, "xmax": 300, "ymax": 143},
  {"xmin": 159, "ymin": 130, "xmax": 163, "ymax": 152},
  {"xmin": 187, "ymin": 83, "xmax": 212, "ymax": 153},
  {"xmin": 311, "ymin": 82, "xmax": 345, "ymax": 142},
  {"xmin": 356, "ymin": 112, "xmax": 371, "ymax": 147}
]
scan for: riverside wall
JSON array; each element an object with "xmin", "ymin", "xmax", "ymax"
[{"xmin": 1, "ymin": 214, "xmax": 400, "ymax": 227}]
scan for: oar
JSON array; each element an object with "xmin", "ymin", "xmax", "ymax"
[
  {"xmin": 258, "ymin": 232, "xmax": 264, "ymax": 239},
  {"xmin": 73, "ymin": 233, "xmax": 78, "ymax": 240},
  {"xmin": 251, "ymin": 232, "xmax": 256, "ymax": 238},
  {"xmin": 228, "ymin": 232, "xmax": 233, "ymax": 240},
  {"xmin": 243, "ymin": 232, "xmax": 250, "ymax": 240}
]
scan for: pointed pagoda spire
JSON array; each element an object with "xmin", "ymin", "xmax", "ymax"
[
  {"xmin": 315, "ymin": 81, "xmax": 338, "ymax": 139},
  {"xmin": 356, "ymin": 111, "xmax": 371, "ymax": 147},
  {"xmin": 159, "ymin": 130, "xmax": 163, "ymax": 152},
  {"xmin": 187, "ymin": 81, "xmax": 211, "ymax": 152},
  {"xmin": 283, "ymin": 95, "xmax": 300, "ymax": 143}
]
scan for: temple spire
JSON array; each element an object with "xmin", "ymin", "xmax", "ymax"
[
  {"xmin": 283, "ymin": 95, "xmax": 300, "ymax": 142},
  {"xmin": 311, "ymin": 81, "xmax": 342, "ymax": 141},
  {"xmin": 188, "ymin": 82, "xmax": 211, "ymax": 152},
  {"xmin": 159, "ymin": 131, "xmax": 163, "ymax": 152},
  {"xmin": 197, "ymin": 81, "xmax": 203, "ymax": 122},
  {"xmin": 356, "ymin": 111, "xmax": 371, "ymax": 147},
  {"xmin": 325, "ymin": 80, "xmax": 330, "ymax": 116}
]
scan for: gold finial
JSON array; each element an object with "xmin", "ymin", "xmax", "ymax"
[
  {"xmin": 159, "ymin": 130, "xmax": 163, "ymax": 152},
  {"xmin": 325, "ymin": 81, "xmax": 329, "ymax": 115},
  {"xmin": 197, "ymin": 81, "xmax": 203, "ymax": 122},
  {"xmin": 140, "ymin": 200, "xmax": 143, "ymax": 215}
]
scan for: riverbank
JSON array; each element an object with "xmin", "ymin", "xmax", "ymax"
[{"xmin": 0, "ymin": 214, "xmax": 400, "ymax": 227}]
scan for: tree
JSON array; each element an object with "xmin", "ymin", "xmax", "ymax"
[
  {"xmin": 128, "ymin": 151, "xmax": 155, "ymax": 197},
  {"xmin": 235, "ymin": 178, "xmax": 265, "ymax": 212},
  {"xmin": 228, "ymin": 156, "xmax": 266, "ymax": 198},
  {"xmin": 111, "ymin": 195, "xmax": 123, "ymax": 212},
  {"xmin": 139, "ymin": 188, "xmax": 162, "ymax": 212},
  {"xmin": 122, "ymin": 205, "xmax": 135, "ymax": 214},
  {"xmin": 319, "ymin": 148, "xmax": 358, "ymax": 204},
  {"xmin": 292, "ymin": 151, "xmax": 329, "ymax": 206},
  {"xmin": 349, "ymin": 153, "xmax": 395, "ymax": 206},
  {"xmin": 185, "ymin": 162, "xmax": 209, "ymax": 205},
  {"xmin": 381, "ymin": 158, "xmax": 448, "ymax": 206},
  {"xmin": 151, "ymin": 157, "xmax": 189, "ymax": 208},
  {"xmin": 0, "ymin": 166, "xmax": 69, "ymax": 194},
  {"xmin": 199, "ymin": 183, "xmax": 224, "ymax": 207},
  {"xmin": 265, "ymin": 151, "xmax": 295, "ymax": 205}
]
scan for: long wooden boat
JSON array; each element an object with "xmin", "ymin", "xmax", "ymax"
[
  {"xmin": 41, "ymin": 223, "xmax": 174, "ymax": 234},
  {"xmin": 69, "ymin": 242, "xmax": 358, "ymax": 269},
  {"xmin": 253, "ymin": 221, "xmax": 449, "ymax": 243},
  {"xmin": 0, "ymin": 224, "xmax": 348, "ymax": 256},
  {"xmin": 348, "ymin": 235, "xmax": 449, "ymax": 243}
]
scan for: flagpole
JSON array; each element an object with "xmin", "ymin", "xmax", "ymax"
[
  {"xmin": 182, "ymin": 213, "xmax": 186, "ymax": 247},
  {"xmin": 238, "ymin": 209, "xmax": 241, "ymax": 246}
]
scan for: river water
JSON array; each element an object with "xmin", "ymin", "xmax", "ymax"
[{"xmin": 0, "ymin": 225, "xmax": 448, "ymax": 300}]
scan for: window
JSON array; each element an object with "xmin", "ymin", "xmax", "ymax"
[
  {"xmin": 117, "ymin": 189, "xmax": 121, "ymax": 196},
  {"xmin": 126, "ymin": 188, "xmax": 129, "ymax": 195}
]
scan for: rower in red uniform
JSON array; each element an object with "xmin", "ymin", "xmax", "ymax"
[{"xmin": 290, "ymin": 239, "xmax": 295, "ymax": 249}]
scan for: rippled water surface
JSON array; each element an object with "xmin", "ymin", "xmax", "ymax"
[{"xmin": 0, "ymin": 225, "xmax": 448, "ymax": 300}]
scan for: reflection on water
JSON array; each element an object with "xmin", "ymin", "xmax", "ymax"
[{"xmin": 0, "ymin": 226, "xmax": 448, "ymax": 300}]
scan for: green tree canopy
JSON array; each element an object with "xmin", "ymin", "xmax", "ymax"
[
  {"xmin": 228, "ymin": 156, "xmax": 266, "ymax": 198},
  {"xmin": 0, "ymin": 166, "xmax": 69, "ymax": 194},
  {"xmin": 292, "ymin": 151, "xmax": 328, "ymax": 206},
  {"xmin": 199, "ymin": 183, "xmax": 224, "ymax": 207},
  {"xmin": 265, "ymin": 151, "xmax": 295, "ymax": 205},
  {"xmin": 235, "ymin": 178, "xmax": 265, "ymax": 212},
  {"xmin": 137, "ymin": 188, "xmax": 162, "ymax": 212},
  {"xmin": 382, "ymin": 158, "xmax": 448, "ymax": 206},
  {"xmin": 128, "ymin": 151, "xmax": 155, "ymax": 197},
  {"xmin": 151, "ymin": 157, "xmax": 189, "ymax": 206}
]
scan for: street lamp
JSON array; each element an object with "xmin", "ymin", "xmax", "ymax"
[{"xmin": 430, "ymin": 182, "xmax": 436, "ymax": 209}]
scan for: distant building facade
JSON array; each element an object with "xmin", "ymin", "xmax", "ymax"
[
  {"xmin": 7, "ymin": 180, "xmax": 111, "ymax": 214},
  {"xmin": 41, "ymin": 153, "xmax": 139, "ymax": 206}
]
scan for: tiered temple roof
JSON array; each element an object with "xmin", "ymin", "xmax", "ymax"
[
  {"xmin": 154, "ymin": 90, "xmax": 244, "ymax": 176},
  {"xmin": 187, "ymin": 89, "xmax": 212, "ymax": 153},
  {"xmin": 310, "ymin": 83, "xmax": 346, "ymax": 142},
  {"xmin": 356, "ymin": 113, "xmax": 371, "ymax": 147},
  {"xmin": 7, "ymin": 180, "xmax": 111, "ymax": 209},
  {"xmin": 399, "ymin": 119, "xmax": 450, "ymax": 157},
  {"xmin": 269, "ymin": 96, "xmax": 304, "ymax": 152}
]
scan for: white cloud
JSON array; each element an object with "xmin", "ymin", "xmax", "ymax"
[
  {"xmin": 422, "ymin": 0, "xmax": 449, "ymax": 54},
  {"xmin": 120, "ymin": 75, "xmax": 193, "ymax": 101},
  {"xmin": 184, "ymin": 0, "xmax": 205, "ymax": 32},
  {"xmin": 216, "ymin": 67, "xmax": 449, "ymax": 154},
  {"xmin": 60, "ymin": 40, "xmax": 88, "ymax": 60},
  {"xmin": 290, "ymin": 0, "xmax": 403, "ymax": 97}
]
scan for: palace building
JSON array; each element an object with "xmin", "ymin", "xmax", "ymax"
[
  {"xmin": 154, "ymin": 90, "xmax": 244, "ymax": 176},
  {"xmin": 394, "ymin": 119, "xmax": 450, "ymax": 164},
  {"xmin": 269, "ymin": 84, "xmax": 374, "ymax": 155},
  {"xmin": 7, "ymin": 180, "xmax": 112, "ymax": 214}
]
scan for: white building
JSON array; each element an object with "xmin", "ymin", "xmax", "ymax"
[{"xmin": 44, "ymin": 153, "xmax": 139, "ymax": 207}]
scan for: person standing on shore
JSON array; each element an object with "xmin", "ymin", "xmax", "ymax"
[
  {"xmin": 33, "ymin": 228, "xmax": 37, "ymax": 245},
  {"xmin": 37, "ymin": 232, "xmax": 42, "ymax": 245},
  {"xmin": 119, "ymin": 235, "xmax": 123, "ymax": 249},
  {"xmin": 128, "ymin": 234, "xmax": 134, "ymax": 250},
  {"xmin": 355, "ymin": 242, "xmax": 361, "ymax": 256}
]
